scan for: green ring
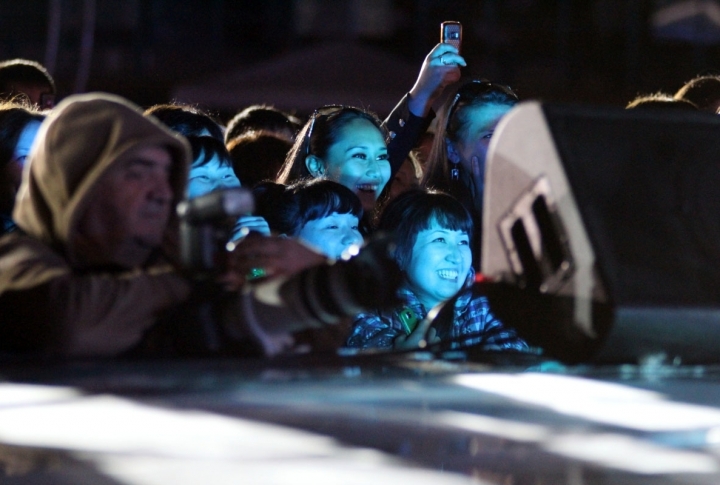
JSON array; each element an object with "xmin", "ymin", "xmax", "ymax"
[{"xmin": 246, "ymin": 267, "xmax": 267, "ymax": 280}]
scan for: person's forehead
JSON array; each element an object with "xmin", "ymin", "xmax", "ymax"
[
  {"xmin": 462, "ymin": 103, "xmax": 512, "ymax": 130},
  {"xmin": 419, "ymin": 217, "xmax": 467, "ymax": 234},
  {"xmin": 191, "ymin": 153, "xmax": 227, "ymax": 169},
  {"xmin": 89, "ymin": 145, "xmax": 174, "ymax": 198},
  {"xmin": 308, "ymin": 212, "xmax": 357, "ymax": 223},
  {"xmin": 334, "ymin": 118, "xmax": 385, "ymax": 146},
  {"xmin": 109, "ymin": 145, "xmax": 173, "ymax": 176},
  {"xmin": 130, "ymin": 145, "xmax": 172, "ymax": 165}
]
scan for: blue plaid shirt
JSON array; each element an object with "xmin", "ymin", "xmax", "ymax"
[{"xmin": 346, "ymin": 284, "xmax": 531, "ymax": 351}]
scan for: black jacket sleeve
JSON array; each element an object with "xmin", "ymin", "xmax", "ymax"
[{"xmin": 383, "ymin": 93, "xmax": 435, "ymax": 176}]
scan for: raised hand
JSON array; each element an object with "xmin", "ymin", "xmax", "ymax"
[{"xmin": 408, "ymin": 43, "xmax": 467, "ymax": 117}]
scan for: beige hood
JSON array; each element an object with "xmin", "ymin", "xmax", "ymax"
[{"xmin": 12, "ymin": 93, "xmax": 190, "ymax": 264}]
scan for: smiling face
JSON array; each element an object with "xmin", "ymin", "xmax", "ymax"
[
  {"xmin": 404, "ymin": 217, "xmax": 472, "ymax": 310},
  {"xmin": 187, "ymin": 154, "xmax": 241, "ymax": 199},
  {"xmin": 296, "ymin": 211, "xmax": 363, "ymax": 259},
  {"xmin": 321, "ymin": 118, "xmax": 390, "ymax": 212}
]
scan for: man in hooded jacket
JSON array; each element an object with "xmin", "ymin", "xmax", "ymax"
[{"xmin": 0, "ymin": 93, "xmax": 334, "ymax": 358}]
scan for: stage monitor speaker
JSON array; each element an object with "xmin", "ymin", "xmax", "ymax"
[{"xmin": 482, "ymin": 101, "xmax": 720, "ymax": 364}]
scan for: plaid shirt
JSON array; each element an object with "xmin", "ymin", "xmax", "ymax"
[{"xmin": 346, "ymin": 285, "xmax": 531, "ymax": 351}]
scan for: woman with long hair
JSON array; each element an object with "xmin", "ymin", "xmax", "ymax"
[
  {"xmin": 277, "ymin": 43, "xmax": 466, "ymax": 215},
  {"xmin": 422, "ymin": 80, "xmax": 518, "ymax": 262}
]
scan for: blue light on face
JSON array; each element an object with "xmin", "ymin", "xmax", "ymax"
[
  {"xmin": 13, "ymin": 120, "xmax": 42, "ymax": 167},
  {"xmin": 404, "ymin": 219, "xmax": 472, "ymax": 310},
  {"xmin": 187, "ymin": 154, "xmax": 241, "ymax": 199},
  {"xmin": 296, "ymin": 212, "xmax": 363, "ymax": 259}
]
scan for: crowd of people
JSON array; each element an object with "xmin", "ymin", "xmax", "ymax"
[{"xmin": 0, "ymin": 46, "xmax": 719, "ymax": 360}]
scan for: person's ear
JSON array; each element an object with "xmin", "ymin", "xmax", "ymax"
[
  {"xmin": 446, "ymin": 139, "xmax": 462, "ymax": 164},
  {"xmin": 305, "ymin": 155, "xmax": 326, "ymax": 178}
]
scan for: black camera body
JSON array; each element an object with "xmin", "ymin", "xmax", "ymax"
[
  {"xmin": 175, "ymin": 188, "xmax": 403, "ymax": 355},
  {"xmin": 177, "ymin": 187, "xmax": 254, "ymax": 277}
]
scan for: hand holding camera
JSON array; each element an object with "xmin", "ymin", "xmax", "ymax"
[
  {"xmin": 408, "ymin": 22, "xmax": 466, "ymax": 117},
  {"xmin": 225, "ymin": 232, "xmax": 328, "ymax": 289}
]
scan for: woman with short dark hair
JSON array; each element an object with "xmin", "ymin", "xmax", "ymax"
[{"xmin": 346, "ymin": 189, "xmax": 529, "ymax": 352}]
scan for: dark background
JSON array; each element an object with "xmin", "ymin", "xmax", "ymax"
[{"xmin": 2, "ymin": 0, "xmax": 719, "ymax": 120}]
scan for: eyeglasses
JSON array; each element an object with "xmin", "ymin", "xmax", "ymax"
[
  {"xmin": 305, "ymin": 105, "xmax": 347, "ymax": 156},
  {"xmin": 445, "ymin": 79, "xmax": 518, "ymax": 132}
]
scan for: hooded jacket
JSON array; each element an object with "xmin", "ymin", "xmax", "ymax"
[{"xmin": 0, "ymin": 93, "xmax": 193, "ymax": 357}]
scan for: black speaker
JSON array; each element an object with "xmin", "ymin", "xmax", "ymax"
[{"xmin": 482, "ymin": 102, "xmax": 720, "ymax": 364}]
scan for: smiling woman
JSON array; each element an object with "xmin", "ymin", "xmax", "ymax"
[
  {"xmin": 275, "ymin": 42, "xmax": 468, "ymax": 216},
  {"xmin": 276, "ymin": 107, "xmax": 389, "ymax": 213},
  {"xmin": 346, "ymin": 189, "xmax": 530, "ymax": 352}
]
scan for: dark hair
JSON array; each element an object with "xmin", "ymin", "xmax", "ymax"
[
  {"xmin": 254, "ymin": 178, "xmax": 362, "ymax": 236},
  {"xmin": 187, "ymin": 136, "xmax": 233, "ymax": 169},
  {"xmin": 227, "ymin": 130, "xmax": 292, "ymax": 188},
  {"xmin": 276, "ymin": 107, "xmax": 386, "ymax": 184},
  {"xmin": 674, "ymin": 75, "xmax": 720, "ymax": 112},
  {"xmin": 0, "ymin": 101, "xmax": 44, "ymax": 167},
  {"xmin": 422, "ymin": 80, "xmax": 518, "ymax": 194},
  {"xmin": 145, "ymin": 103, "xmax": 224, "ymax": 141},
  {"xmin": 225, "ymin": 104, "xmax": 301, "ymax": 144},
  {"xmin": 627, "ymin": 92, "xmax": 698, "ymax": 111},
  {"xmin": 378, "ymin": 189, "xmax": 473, "ymax": 271},
  {"xmin": 0, "ymin": 59, "xmax": 55, "ymax": 98}
]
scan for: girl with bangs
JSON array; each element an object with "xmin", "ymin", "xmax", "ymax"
[
  {"xmin": 346, "ymin": 189, "xmax": 528, "ymax": 352},
  {"xmin": 186, "ymin": 136, "xmax": 270, "ymax": 238},
  {"xmin": 254, "ymin": 178, "xmax": 363, "ymax": 260}
]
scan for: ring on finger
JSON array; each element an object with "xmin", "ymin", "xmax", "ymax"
[
  {"xmin": 246, "ymin": 267, "xmax": 267, "ymax": 280},
  {"xmin": 440, "ymin": 53, "xmax": 448, "ymax": 65}
]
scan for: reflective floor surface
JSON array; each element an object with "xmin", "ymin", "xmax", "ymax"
[{"xmin": 1, "ymin": 351, "xmax": 720, "ymax": 484}]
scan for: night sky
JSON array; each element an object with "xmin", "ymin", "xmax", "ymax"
[{"xmin": 1, "ymin": 0, "xmax": 718, "ymax": 119}]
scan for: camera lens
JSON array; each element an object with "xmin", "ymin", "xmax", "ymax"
[{"xmin": 278, "ymin": 234, "xmax": 402, "ymax": 325}]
